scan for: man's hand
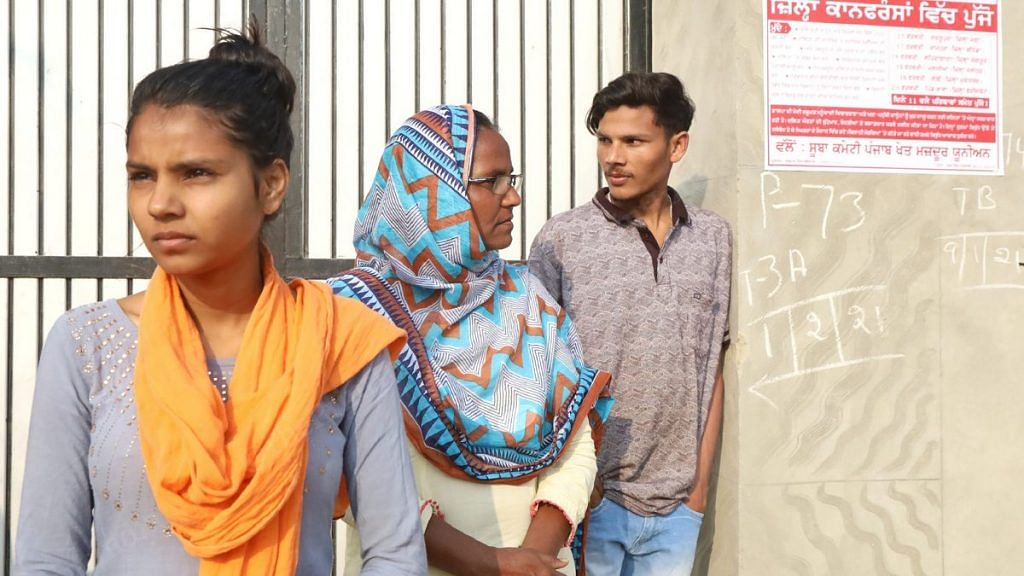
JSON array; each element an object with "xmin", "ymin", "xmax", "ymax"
[
  {"xmin": 589, "ymin": 477, "xmax": 604, "ymax": 509},
  {"xmin": 492, "ymin": 547, "xmax": 568, "ymax": 575},
  {"xmin": 684, "ymin": 488, "xmax": 707, "ymax": 514}
]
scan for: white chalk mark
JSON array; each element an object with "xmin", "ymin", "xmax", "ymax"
[
  {"xmin": 740, "ymin": 269, "xmax": 755, "ymax": 306},
  {"xmin": 772, "ymin": 202, "xmax": 801, "ymax": 209},
  {"xmin": 965, "ymin": 284, "xmax": 1024, "ymax": 291},
  {"xmin": 828, "ymin": 296, "xmax": 846, "ymax": 363},
  {"xmin": 981, "ymin": 235, "xmax": 989, "ymax": 286},
  {"xmin": 978, "ymin": 185, "xmax": 997, "ymax": 211},
  {"xmin": 943, "ymin": 240, "xmax": 959, "ymax": 266},
  {"xmin": 746, "ymin": 285, "xmax": 888, "ymax": 326},
  {"xmin": 789, "ymin": 249, "xmax": 808, "ymax": 281},
  {"xmin": 748, "ymin": 376, "xmax": 780, "ymax": 410},
  {"xmin": 806, "ymin": 311, "xmax": 828, "ymax": 342},
  {"xmin": 955, "ymin": 186, "xmax": 970, "ymax": 217},
  {"xmin": 958, "ymin": 236, "xmax": 967, "ymax": 281},
  {"xmin": 803, "ymin": 184, "xmax": 835, "ymax": 240},
  {"xmin": 760, "ymin": 172, "xmax": 780, "ymax": 230},
  {"xmin": 787, "ymin": 308, "xmax": 800, "ymax": 375},
  {"xmin": 752, "ymin": 354, "xmax": 907, "ymax": 390},
  {"xmin": 763, "ymin": 322, "xmax": 773, "ymax": 358},
  {"xmin": 849, "ymin": 305, "xmax": 873, "ymax": 336},
  {"xmin": 764, "ymin": 255, "xmax": 783, "ymax": 298},
  {"xmin": 956, "ymin": 236, "xmax": 967, "ymax": 281},
  {"xmin": 840, "ymin": 191, "xmax": 866, "ymax": 232},
  {"xmin": 937, "ymin": 231, "xmax": 1024, "ymax": 240}
]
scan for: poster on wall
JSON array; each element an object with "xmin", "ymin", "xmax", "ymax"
[{"xmin": 764, "ymin": 0, "xmax": 1002, "ymax": 175}]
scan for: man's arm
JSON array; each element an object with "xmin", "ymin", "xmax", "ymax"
[
  {"xmin": 688, "ymin": 222, "xmax": 732, "ymax": 513},
  {"xmin": 687, "ymin": 347, "xmax": 726, "ymax": 513},
  {"xmin": 424, "ymin": 514, "xmax": 567, "ymax": 576}
]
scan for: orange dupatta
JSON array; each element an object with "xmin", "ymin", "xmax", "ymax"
[{"xmin": 134, "ymin": 249, "xmax": 404, "ymax": 575}]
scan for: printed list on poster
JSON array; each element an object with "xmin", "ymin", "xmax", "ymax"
[{"xmin": 764, "ymin": 0, "xmax": 1002, "ymax": 174}]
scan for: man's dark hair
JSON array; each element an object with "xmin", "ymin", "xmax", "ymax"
[
  {"xmin": 586, "ymin": 72, "xmax": 695, "ymax": 136},
  {"xmin": 127, "ymin": 18, "xmax": 296, "ymax": 168}
]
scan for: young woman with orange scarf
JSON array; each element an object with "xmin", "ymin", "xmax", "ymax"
[{"xmin": 15, "ymin": 24, "xmax": 427, "ymax": 576}]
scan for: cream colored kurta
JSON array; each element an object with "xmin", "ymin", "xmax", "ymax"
[{"xmin": 345, "ymin": 420, "xmax": 597, "ymax": 575}]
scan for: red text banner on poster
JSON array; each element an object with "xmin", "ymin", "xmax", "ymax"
[
  {"xmin": 767, "ymin": 0, "xmax": 998, "ymax": 33},
  {"xmin": 770, "ymin": 105, "xmax": 997, "ymax": 142},
  {"xmin": 891, "ymin": 94, "xmax": 991, "ymax": 109}
]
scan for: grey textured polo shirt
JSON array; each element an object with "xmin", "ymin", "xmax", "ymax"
[{"xmin": 528, "ymin": 187, "xmax": 731, "ymax": 516}]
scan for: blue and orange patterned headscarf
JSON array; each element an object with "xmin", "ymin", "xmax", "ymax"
[{"xmin": 330, "ymin": 104, "xmax": 610, "ymax": 481}]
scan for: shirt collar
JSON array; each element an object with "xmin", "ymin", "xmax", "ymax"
[{"xmin": 592, "ymin": 187, "xmax": 691, "ymax": 227}]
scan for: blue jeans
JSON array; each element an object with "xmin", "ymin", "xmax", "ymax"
[{"xmin": 584, "ymin": 497, "xmax": 703, "ymax": 576}]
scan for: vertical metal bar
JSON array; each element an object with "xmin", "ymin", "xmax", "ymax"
[
  {"xmin": 439, "ymin": 0, "xmax": 445, "ymax": 103},
  {"xmin": 491, "ymin": 0, "xmax": 497, "ymax": 125},
  {"xmin": 330, "ymin": 0, "xmax": 337, "ymax": 257},
  {"xmin": 156, "ymin": 0, "xmax": 162, "ymax": 67},
  {"xmin": 518, "ymin": 0, "xmax": 526, "ymax": 257},
  {"xmin": 264, "ymin": 0, "xmax": 305, "ymax": 262},
  {"xmin": 3, "ymin": 277, "xmax": 10, "ymax": 575},
  {"xmin": 384, "ymin": 0, "xmax": 391, "ymax": 137},
  {"xmin": 127, "ymin": 0, "xmax": 135, "ymax": 294},
  {"xmin": 596, "ymin": 0, "xmax": 603, "ymax": 191},
  {"xmin": 38, "ymin": 0, "xmax": 46, "ymax": 352},
  {"xmin": 248, "ymin": 0, "xmax": 268, "ymax": 38},
  {"xmin": 569, "ymin": 0, "xmax": 575, "ymax": 207},
  {"xmin": 545, "ymin": 0, "xmax": 551, "ymax": 220},
  {"xmin": 301, "ymin": 0, "xmax": 310, "ymax": 257},
  {"xmin": 621, "ymin": 0, "xmax": 627, "ymax": 73},
  {"xmin": 414, "ymin": 0, "xmax": 420, "ymax": 110},
  {"xmin": 625, "ymin": 0, "xmax": 651, "ymax": 73},
  {"xmin": 214, "ymin": 0, "xmax": 221, "ymax": 35},
  {"xmin": 357, "ymin": 0, "xmax": 364, "ymax": 204},
  {"xmin": 4, "ymin": 0, "xmax": 14, "ymax": 564},
  {"xmin": 38, "ymin": 1, "xmax": 45, "ymax": 261},
  {"xmin": 65, "ymin": 0, "xmax": 73, "ymax": 308},
  {"xmin": 97, "ymin": 0, "xmax": 105, "ymax": 300},
  {"xmin": 183, "ymin": 0, "xmax": 190, "ymax": 58},
  {"xmin": 254, "ymin": 0, "xmax": 283, "ymax": 262}
]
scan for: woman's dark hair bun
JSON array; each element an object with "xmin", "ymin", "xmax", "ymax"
[
  {"xmin": 207, "ymin": 19, "xmax": 295, "ymax": 115},
  {"xmin": 127, "ymin": 16, "xmax": 296, "ymax": 168}
]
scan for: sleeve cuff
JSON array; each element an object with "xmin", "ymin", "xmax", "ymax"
[
  {"xmin": 530, "ymin": 499, "xmax": 577, "ymax": 548},
  {"xmin": 419, "ymin": 499, "xmax": 444, "ymax": 533}
]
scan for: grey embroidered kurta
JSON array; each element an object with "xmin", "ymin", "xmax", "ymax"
[{"xmin": 15, "ymin": 299, "xmax": 427, "ymax": 575}]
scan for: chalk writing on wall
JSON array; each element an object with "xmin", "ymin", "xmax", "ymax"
[
  {"xmin": 747, "ymin": 286, "xmax": 904, "ymax": 408},
  {"xmin": 940, "ymin": 231, "xmax": 1024, "ymax": 290},
  {"xmin": 1002, "ymin": 132, "xmax": 1024, "ymax": 169},
  {"xmin": 740, "ymin": 249, "xmax": 809, "ymax": 305},
  {"xmin": 761, "ymin": 172, "xmax": 867, "ymax": 239}
]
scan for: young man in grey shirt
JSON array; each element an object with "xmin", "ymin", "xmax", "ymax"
[{"xmin": 529, "ymin": 72, "xmax": 731, "ymax": 576}]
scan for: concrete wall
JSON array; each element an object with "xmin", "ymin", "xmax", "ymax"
[{"xmin": 655, "ymin": 1, "xmax": 1024, "ymax": 574}]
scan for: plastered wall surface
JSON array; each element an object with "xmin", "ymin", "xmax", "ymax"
[{"xmin": 655, "ymin": 1, "xmax": 1024, "ymax": 574}]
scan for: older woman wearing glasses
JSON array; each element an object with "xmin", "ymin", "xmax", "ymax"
[{"xmin": 330, "ymin": 104, "xmax": 611, "ymax": 576}]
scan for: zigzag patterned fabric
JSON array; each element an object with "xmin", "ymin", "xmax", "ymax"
[{"xmin": 329, "ymin": 104, "xmax": 611, "ymax": 481}]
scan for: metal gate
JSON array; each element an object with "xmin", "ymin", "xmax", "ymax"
[{"xmin": 0, "ymin": 0, "xmax": 649, "ymax": 569}]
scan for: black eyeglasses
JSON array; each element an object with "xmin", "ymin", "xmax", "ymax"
[{"xmin": 466, "ymin": 173, "xmax": 524, "ymax": 196}]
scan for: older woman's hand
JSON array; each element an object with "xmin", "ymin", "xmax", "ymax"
[{"xmin": 493, "ymin": 547, "xmax": 568, "ymax": 575}]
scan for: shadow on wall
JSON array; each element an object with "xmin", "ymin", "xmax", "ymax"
[
  {"xmin": 672, "ymin": 172, "xmax": 719, "ymax": 576},
  {"xmin": 677, "ymin": 175, "xmax": 709, "ymax": 208},
  {"xmin": 690, "ymin": 416, "xmax": 724, "ymax": 576}
]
